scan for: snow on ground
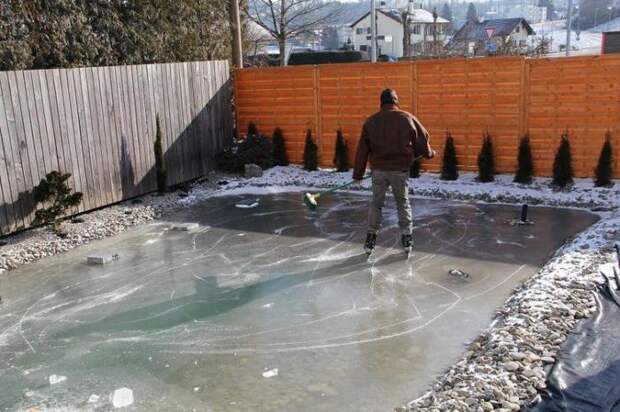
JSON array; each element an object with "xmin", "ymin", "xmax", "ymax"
[
  {"xmin": 590, "ymin": 16, "xmax": 620, "ymax": 32},
  {"xmin": 1, "ymin": 165, "xmax": 619, "ymax": 411},
  {"xmin": 531, "ymin": 20, "xmax": 603, "ymax": 55}
]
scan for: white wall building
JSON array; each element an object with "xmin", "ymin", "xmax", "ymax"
[{"xmin": 350, "ymin": 5, "xmax": 450, "ymax": 57}]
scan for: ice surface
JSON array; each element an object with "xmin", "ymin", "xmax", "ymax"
[
  {"xmin": 111, "ymin": 388, "xmax": 134, "ymax": 408},
  {"xmin": 0, "ymin": 193, "xmax": 598, "ymax": 412}
]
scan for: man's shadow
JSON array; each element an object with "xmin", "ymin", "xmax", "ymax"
[{"xmin": 58, "ymin": 253, "xmax": 407, "ymax": 338}]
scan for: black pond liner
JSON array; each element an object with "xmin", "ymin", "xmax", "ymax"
[{"xmin": 528, "ymin": 271, "xmax": 620, "ymax": 412}]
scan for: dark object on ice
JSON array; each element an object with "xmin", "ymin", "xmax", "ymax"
[
  {"xmin": 448, "ymin": 269, "xmax": 469, "ymax": 279},
  {"xmin": 217, "ymin": 180, "xmax": 229, "ymax": 186},
  {"xmin": 131, "ymin": 198, "xmax": 144, "ymax": 204},
  {"xmin": 364, "ymin": 233, "xmax": 377, "ymax": 255},
  {"xmin": 70, "ymin": 217, "xmax": 85, "ymax": 224},
  {"xmin": 520, "ymin": 204, "xmax": 529, "ymax": 223},
  {"xmin": 527, "ymin": 276, "xmax": 620, "ymax": 412},
  {"xmin": 0, "ymin": 239, "xmax": 8, "ymax": 247},
  {"xmin": 178, "ymin": 192, "xmax": 189, "ymax": 198}
]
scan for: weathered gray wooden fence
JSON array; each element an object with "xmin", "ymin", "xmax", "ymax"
[{"xmin": 0, "ymin": 61, "xmax": 232, "ymax": 235}]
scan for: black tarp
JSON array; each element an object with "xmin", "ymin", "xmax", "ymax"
[{"xmin": 528, "ymin": 257, "xmax": 620, "ymax": 412}]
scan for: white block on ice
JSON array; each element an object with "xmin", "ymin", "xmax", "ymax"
[
  {"xmin": 262, "ymin": 368, "xmax": 278, "ymax": 378},
  {"xmin": 49, "ymin": 374, "xmax": 67, "ymax": 385},
  {"xmin": 111, "ymin": 387, "xmax": 134, "ymax": 408}
]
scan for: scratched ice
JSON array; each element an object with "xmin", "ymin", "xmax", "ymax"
[{"xmin": 0, "ymin": 192, "xmax": 598, "ymax": 411}]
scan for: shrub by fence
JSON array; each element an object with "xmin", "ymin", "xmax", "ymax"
[
  {"xmin": 0, "ymin": 61, "xmax": 232, "ymax": 235},
  {"xmin": 234, "ymin": 55, "xmax": 620, "ymax": 179}
]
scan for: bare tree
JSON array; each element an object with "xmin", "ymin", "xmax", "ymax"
[
  {"xmin": 248, "ymin": 0, "xmax": 342, "ymax": 66},
  {"xmin": 401, "ymin": 9, "xmax": 412, "ymax": 58}
]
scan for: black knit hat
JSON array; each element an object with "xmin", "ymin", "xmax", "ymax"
[{"xmin": 380, "ymin": 88, "xmax": 399, "ymax": 106}]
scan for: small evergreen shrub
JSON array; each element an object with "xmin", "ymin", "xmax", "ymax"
[
  {"xmin": 477, "ymin": 132, "xmax": 495, "ymax": 182},
  {"xmin": 410, "ymin": 157, "xmax": 422, "ymax": 178},
  {"xmin": 215, "ymin": 147, "xmax": 240, "ymax": 173},
  {"xmin": 334, "ymin": 129, "xmax": 349, "ymax": 172},
  {"xmin": 247, "ymin": 122, "xmax": 259, "ymax": 137},
  {"xmin": 440, "ymin": 132, "xmax": 458, "ymax": 180},
  {"xmin": 154, "ymin": 115, "xmax": 167, "ymax": 193},
  {"xmin": 594, "ymin": 132, "xmax": 613, "ymax": 187},
  {"xmin": 303, "ymin": 129, "xmax": 319, "ymax": 171},
  {"xmin": 236, "ymin": 134, "xmax": 273, "ymax": 170},
  {"xmin": 552, "ymin": 132, "xmax": 574, "ymax": 189},
  {"xmin": 514, "ymin": 134, "xmax": 534, "ymax": 184},
  {"xmin": 272, "ymin": 127, "xmax": 289, "ymax": 166},
  {"xmin": 32, "ymin": 171, "xmax": 83, "ymax": 231},
  {"xmin": 216, "ymin": 122, "xmax": 274, "ymax": 173}
]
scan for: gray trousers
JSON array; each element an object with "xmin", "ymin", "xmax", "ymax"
[{"xmin": 368, "ymin": 170, "xmax": 412, "ymax": 235}]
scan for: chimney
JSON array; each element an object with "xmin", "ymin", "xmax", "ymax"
[{"xmin": 408, "ymin": 0, "xmax": 415, "ymax": 13}]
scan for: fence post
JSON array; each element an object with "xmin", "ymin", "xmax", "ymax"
[
  {"xmin": 313, "ymin": 65, "xmax": 322, "ymax": 161},
  {"xmin": 518, "ymin": 57, "xmax": 529, "ymax": 140}
]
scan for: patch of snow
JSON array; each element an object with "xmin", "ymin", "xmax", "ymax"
[{"xmin": 87, "ymin": 394, "xmax": 100, "ymax": 403}]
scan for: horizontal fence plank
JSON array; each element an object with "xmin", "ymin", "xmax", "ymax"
[{"xmin": 0, "ymin": 61, "xmax": 232, "ymax": 236}]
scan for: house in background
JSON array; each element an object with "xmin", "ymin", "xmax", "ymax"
[
  {"xmin": 350, "ymin": 4, "xmax": 450, "ymax": 58},
  {"xmin": 447, "ymin": 17, "xmax": 535, "ymax": 56}
]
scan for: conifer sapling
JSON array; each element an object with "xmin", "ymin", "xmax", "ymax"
[
  {"xmin": 154, "ymin": 115, "xmax": 167, "ymax": 193},
  {"xmin": 594, "ymin": 132, "xmax": 613, "ymax": 187},
  {"xmin": 477, "ymin": 132, "xmax": 495, "ymax": 182},
  {"xmin": 440, "ymin": 132, "xmax": 458, "ymax": 180},
  {"xmin": 303, "ymin": 129, "xmax": 319, "ymax": 171},
  {"xmin": 552, "ymin": 132, "xmax": 574, "ymax": 189},
  {"xmin": 514, "ymin": 134, "xmax": 534, "ymax": 184},
  {"xmin": 272, "ymin": 127, "xmax": 289, "ymax": 166},
  {"xmin": 334, "ymin": 129, "xmax": 349, "ymax": 172},
  {"xmin": 32, "ymin": 171, "xmax": 83, "ymax": 232},
  {"xmin": 247, "ymin": 122, "xmax": 259, "ymax": 137}
]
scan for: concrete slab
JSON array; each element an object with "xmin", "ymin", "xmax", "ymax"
[{"xmin": 0, "ymin": 192, "xmax": 598, "ymax": 411}]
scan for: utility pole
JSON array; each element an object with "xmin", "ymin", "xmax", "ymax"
[
  {"xmin": 231, "ymin": 0, "xmax": 243, "ymax": 68},
  {"xmin": 565, "ymin": 0, "xmax": 572, "ymax": 56},
  {"xmin": 371, "ymin": 0, "xmax": 377, "ymax": 62}
]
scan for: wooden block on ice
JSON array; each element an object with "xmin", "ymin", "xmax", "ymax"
[
  {"xmin": 87, "ymin": 253, "xmax": 117, "ymax": 265},
  {"xmin": 171, "ymin": 223, "xmax": 200, "ymax": 232}
]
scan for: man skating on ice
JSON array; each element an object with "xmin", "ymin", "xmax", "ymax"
[{"xmin": 352, "ymin": 89, "xmax": 435, "ymax": 255}]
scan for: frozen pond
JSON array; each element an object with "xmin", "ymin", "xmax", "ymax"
[{"xmin": 0, "ymin": 192, "xmax": 598, "ymax": 411}]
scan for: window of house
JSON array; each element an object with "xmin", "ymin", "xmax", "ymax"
[
  {"xmin": 360, "ymin": 45, "xmax": 368, "ymax": 52},
  {"xmin": 516, "ymin": 25, "xmax": 521, "ymax": 33},
  {"xmin": 412, "ymin": 25, "xmax": 421, "ymax": 34},
  {"xmin": 367, "ymin": 27, "xmax": 371, "ymax": 34},
  {"xmin": 356, "ymin": 28, "xmax": 364, "ymax": 35}
]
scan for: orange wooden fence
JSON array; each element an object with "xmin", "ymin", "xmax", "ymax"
[{"xmin": 235, "ymin": 55, "xmax": 620, "ymax": 178}]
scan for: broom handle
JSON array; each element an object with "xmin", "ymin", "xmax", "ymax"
[{"xmin": 321, "ymin": 155, "xmax": 425, "ymax": 196}]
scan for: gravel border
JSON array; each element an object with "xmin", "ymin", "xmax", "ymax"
[
  {"xmin": 0, "ymin": 172, "xmax": 239, "ymax": 274},
  {"xmin": 1, "ymin": 166, "xmax": 618, "ymax": 412}
]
